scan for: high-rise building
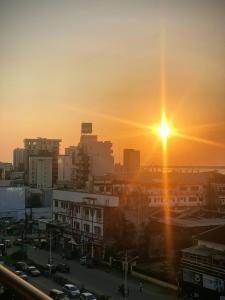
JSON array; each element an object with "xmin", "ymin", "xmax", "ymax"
[
  {"xmin": 72, "ymin": 123, "xmax": 114, "ymax": 189},
  {"xmin": 57, "ymin": 155, "xmax": 72, "ymax": 184},
  {"xmin": 79, "ymin": 135, "xmax": 114, "ymax": 177},
  {"xmin": 123, "ymin": 149, "xmax": 140, "ymax": 179},
  {"xmin": 24, "ymin": 138, "xmax": 61, "ymax": 185},
  {"xmin": 13, "ymin": 148, "xmax": 25, "ymax": 171},
  {"xmin": 28, "ymin": 156, "xmax": 52, "ymax": 188}
]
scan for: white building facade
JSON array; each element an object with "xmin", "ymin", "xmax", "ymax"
[
  {"xmin": 57, "ymin": 155, "xmax": 72, "ymax": 183},
  {"xmin": 52, "ymin": 190, "xmax": 119, "ymax": 257},
  {"xmin": 29, "ymin": 156, "xmax": 52, "ymax": 188}
]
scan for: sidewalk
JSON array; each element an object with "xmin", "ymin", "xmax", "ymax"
[{"xmin": 27, "ymin": 246, "xmax": 178, "ymax": 300}]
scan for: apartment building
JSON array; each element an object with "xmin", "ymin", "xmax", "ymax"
[
  {"xmin": 52, "ymin": 190, "xmax": 119, "ymax": 258},
  {"xmin": 24, "ymin": 137, "xmax": 61, "ymax": 185},
  {"xmin": 13, "ymin": 148, "xmax": 25, "ymax": 171},
  {"xmin": 179, "ymin": 225, "xmax": 225, "ymax": 300},
  {"xmin": 148, "ymin": 183, "xmax": 207, "ymax": 207},
  {"xmin": 29, "ymin": 156, "xmax": 52, "ymax": 188}
]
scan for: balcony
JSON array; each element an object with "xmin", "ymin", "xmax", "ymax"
[{"xmin": 0, "ymin": 264, "xmax": 52, "ymax": 300}]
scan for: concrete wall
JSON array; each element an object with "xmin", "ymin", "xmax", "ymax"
[{"xmin": 0, "ymin": 187, "xmax": 25, "ymax": 220}]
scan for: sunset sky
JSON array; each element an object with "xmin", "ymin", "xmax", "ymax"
[{"xmin": 0, "ymin": 0, "xmax": 225, "ymax": 165}]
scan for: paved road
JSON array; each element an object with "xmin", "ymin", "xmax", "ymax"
[{"xmin": 26, "ymin": 246, "xmax": 178, "ymax": 300}]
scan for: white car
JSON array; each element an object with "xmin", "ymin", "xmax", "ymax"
[
  {"xmin": 27, "ymin": 266, "xmax": 41, "ymax": 276},
  {"xmin": 15, "ymin": 270, "xmax": 28, "ymax": 281},
  {"xmin": 80, "ymin": 292, "xmax": 97, "ymax": 300},
  {"xmin": 63, "ymin": 284, "xmax": 80, "ymax": 298}
]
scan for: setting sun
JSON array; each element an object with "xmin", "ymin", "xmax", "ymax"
[{"xmin": 157, "ymin": 117, "xmax": 171, "ymax": 144}]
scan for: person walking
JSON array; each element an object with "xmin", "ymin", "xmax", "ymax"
[{"xmin": 138, "ymin": 281, "xmax": 143, "ymax": 293}]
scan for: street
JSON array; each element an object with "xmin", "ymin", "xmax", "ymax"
[{"xmin": 26, "ymin": 245, "xmax": 178, "ymax": 300}]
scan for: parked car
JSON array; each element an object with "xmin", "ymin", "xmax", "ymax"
[
  {"xmin": 45, "ymin": 263, "xmax": 57, "ymax": 273},
  {"xmin": 79, "ymin": 256, "xmax": 87, "ymax": 265},
  {"xmin": 0, "ymin": 243, "xmax": 6, "ymax": 256},
  {"xmin": 15, "ymin": 270, "xmax": 28, "ymax": 281},
  {"xmin": 56, "ymin": 263, "xmax": 70, "ymax": 273},
  {"xmin": 13, "ymin": 238, "xmax": 23, "ymax": 246},
  {"xmin": 49, "ymin": 289, "xmax": 70, "ymax": 300},
  {"xmin": 80, "ymin": 292, "xmax": 97, "ymax": 300},
  {"xmin": 4, "ymin": 239, "xmax": 11, "ymax": 248},
  {"xmin": 27, "ymin": 266, "xmax": 41, "ymax": 277},
  {"xmin": 0, "ymin": 254, "xmax": 4, "ymax": 265},
  {"xmin": 63, "ymin": 284, "xmax": 80, "ymax": 298},
  {"xmin": 15, "ymin": 261, "xmax": 28, "ymax": 272}
]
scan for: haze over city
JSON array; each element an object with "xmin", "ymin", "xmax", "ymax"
[{"xmin": 1, "ymin": 0, "xmax": 225, "ymax": 165}]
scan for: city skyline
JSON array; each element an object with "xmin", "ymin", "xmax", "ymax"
[{"xmin": 1, "ymin": 0, "xmax": 225, "ymax": 165}]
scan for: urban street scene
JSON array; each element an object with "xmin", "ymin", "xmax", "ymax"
[{"xmin": 0, "ymin": 1, "xmax": 225, "ymax": 300}]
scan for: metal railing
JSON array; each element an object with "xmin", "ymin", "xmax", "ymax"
[{"xmin": 0, "ymin": 264, "xmax": 52, "ymax": 300}]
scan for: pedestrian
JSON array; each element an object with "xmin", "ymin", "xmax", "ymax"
[{"xmin": 138, "ymin": 281, "xmax": 143, "ymax": 293}]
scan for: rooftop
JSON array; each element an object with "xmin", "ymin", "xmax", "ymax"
[
  {"xmin": 195, "ymin": 225, "xmax": 225, "ymax": 245},
  {"xmin": 152, "ymin": 208, "xmax": 225, "ymax": 228}
]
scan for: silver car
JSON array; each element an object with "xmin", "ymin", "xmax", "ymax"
[
  {"xmin": 80, "ymin": 292, "xmax": 97, "ymax": 300},
  {"xmin": 63, "ymin": 284, "xmax": 80, "ymax": 298},
  {"xmin": 27, "ymin": 266, "xmax": 41, "ymax": 276}
]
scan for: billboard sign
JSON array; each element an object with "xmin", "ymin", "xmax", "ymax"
[{"xmin": 203, "ymin": 274, "xmax": 224, "ymax": 292}]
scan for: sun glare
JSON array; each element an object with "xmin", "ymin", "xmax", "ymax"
[{"xmin": 157, "ymin": 117, "xmax": 171, "ymax": 144}]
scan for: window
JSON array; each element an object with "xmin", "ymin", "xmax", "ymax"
[
  {"xmin": 191, "ymin": 186, "xmax": 199, "ymax": 191},
  {"xmin": 55, "ymin": 200, "xmax": 58, "ymax": 207},
  {"xmin": 94, "ymin": 226, "xmax": 101, "ymax": 237},
  {"xmin": 106, "ymin": 185, "xmax": 111, "ymax": 192},
  {"xmin": 180, "ymin": 186, "xmax": 187, "ymax": 191},
  {"xmin": 84, "ymin": 224, "xmax": 90, "ymax": 232},
  {"xmin": 99, "ymin": 185, "xmax": 104, "ymax": 192},
  {"xmin": 73, "ymin": 221, "xmax": 80, "ymax": 230},
  {"xmin": 84, "ymin": 208, "xmax": 89, "ymax": 216},
  {"xmin": 96, "ymin": 209, "xmax": 102, "ymax": 220},
  {"xmin": 189, "ymin": 197, "xmax": 197, "ymax": 202}
]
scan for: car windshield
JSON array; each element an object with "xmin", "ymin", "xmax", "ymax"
[
  {"xmin": 68, "ymin": 286, "xmax": 77, "ymax": 291},
  {"xmin": 29, "ymin": 267, "xmax": 36, "ymax": 270},
  {"xmin": 87, "ymin": 295, "xmax": 96, "ymax": 300}
]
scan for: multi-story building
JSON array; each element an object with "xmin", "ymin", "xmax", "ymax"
[
  {"xmin": 179, "ymin": 225, "xmax": 225, "ymax": 300},
  {"xmin": 52, "ymin": 190, "xmax": 119, "ymax": 258},
  {"xmin": 57, "ymin": 155, "xmax": 72, "ymax": 186},
  {"xmin": 13, "ymin": 148, "xmax": 25, "ymax": 171},
  {"xmin": 69, "ymin": 123, "xmax": 114, "ymax": 190},
  {"xmin": 123, "ymin": 149, "xmax": 140, "ymax": 179},
  {"xmin": 24, "ymin": 137, "xmax": 61, "ymax": 185},
  {"xmin": 0, "ymin": 162, "xmax": 13, "ymax": 179},
  {"xmin": 28, "ymin": 156, "xmax": 52, "ymax": 188},
  {"xmin": 79, "ymin": 134, "xmax": 114, "ymax": 177},
  {"xmin": 148, "ymin": 183, "xmax": 207, "ymax": 207}
]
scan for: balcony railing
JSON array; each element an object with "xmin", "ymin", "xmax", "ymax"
[{"xmin": 0, "ymin": 264, "xmax": 52, "ymax": 300}]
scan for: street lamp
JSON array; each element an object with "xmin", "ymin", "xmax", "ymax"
[
  {"xmin": 123, "ymin": 250, "xmax": 139, "ymax": 300},
  {"xmin": 48, "ymin": 231, "xmax": 61, "ymax": 269}
]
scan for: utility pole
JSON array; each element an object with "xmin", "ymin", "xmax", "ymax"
[
  {"xmin": 91, "ymin": 205, "xmax": 94, "ymax": 259},
  {"xmin": 49, "ymin": 232, "xmax": 52, "ymax": 265},
  {"xmin": 123, "ymin": 251, "xmax": 139, "ymax": 300},
  {"xmin": 124, "ymin": 250, "xmax": 128, "ymax": 300}
]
